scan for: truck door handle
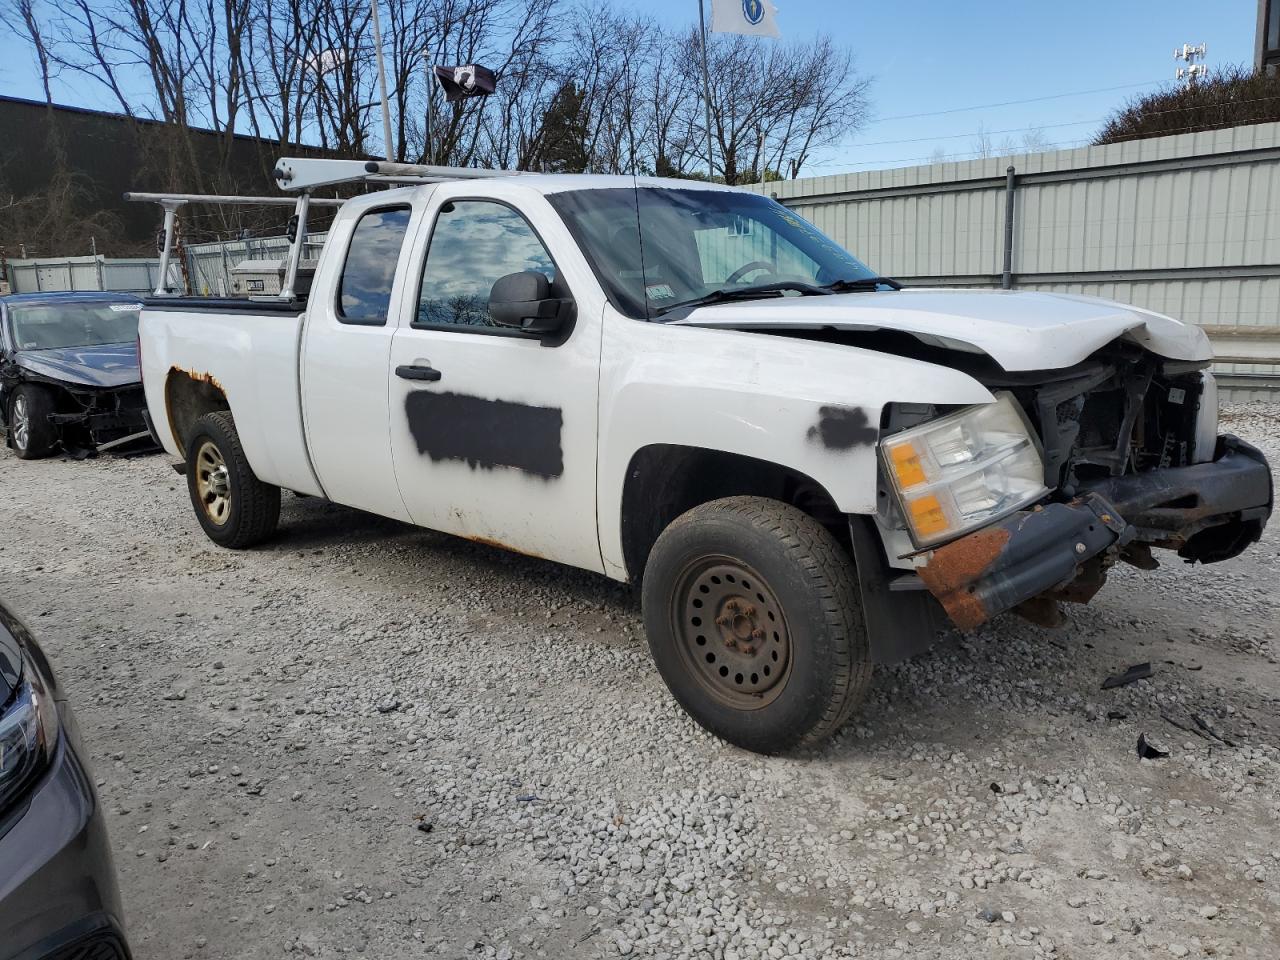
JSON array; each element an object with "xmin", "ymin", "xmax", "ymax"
[{"xmin": 395, "ymin": 364, "xmax": 442, "ymax": 382}]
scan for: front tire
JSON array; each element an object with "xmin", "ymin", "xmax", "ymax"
[
  {"xmin": 642, "ymin": 496, "xmax": 871, "ymax": 754},
  {"xmin": 186, "ymin": 411, "xmax": 280, "ymax": 548},
  {"xmin": 9, "ymin": 385, "xmax": 59, "ymax": 460}
]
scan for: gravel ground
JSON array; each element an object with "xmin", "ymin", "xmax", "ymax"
[{"xmin": 1, "ymin": 406, "xmax": 1278, "ymax": 960}]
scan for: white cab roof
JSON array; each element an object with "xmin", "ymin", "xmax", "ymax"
[{"xmin": 338, "ymin": 174, "xmax": 748, "ymax": 211}]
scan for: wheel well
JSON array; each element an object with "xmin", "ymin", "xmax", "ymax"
[
  {"xmin": 620, "ymin": 444, "xmax": 849, "ymax": 584},
  {"xmin": 6, "ymin": 381, "xmax": 66, "ymax": 420},
  {"xmin": 165, "ymin": 369, "xmax": 230, "ymax": 456}
]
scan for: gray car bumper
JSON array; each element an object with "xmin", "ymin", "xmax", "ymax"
[{"xmin": 0, "ymin": 718, "xmax": 129, "ymax": 960}]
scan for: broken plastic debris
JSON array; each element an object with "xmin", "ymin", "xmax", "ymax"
[
  {"xmin": 1106, "ymin": 711, "xmax": 1127, "ymax": 721},
  {"xmin": 1102, "ymin": 662, "xmax": 1154, "ymax": 690},
  {"xmin": 1137, "ymin": 733, "xmax": 1169, "ymax": 760}
]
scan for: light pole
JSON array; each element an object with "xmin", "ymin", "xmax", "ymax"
[
  {"xmin": 423, "ymin": 52, "xmax": 434, "ymax": 165},
  {"xmin": 369, "ymin": 0, "xmax": 395, "ymax": 160},
  {"xmin": 697, "ymin": 0, "xmax": 715, "ymax": 179}
]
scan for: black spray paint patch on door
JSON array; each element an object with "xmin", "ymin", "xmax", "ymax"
[{"xmin": 404, "ymin": 391, "xmax": 564, "ymax": 479}]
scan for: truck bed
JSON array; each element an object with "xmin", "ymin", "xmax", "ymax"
[{"xmin": 139, "ymin": 298, "xmax": 323, "ymax": 496}]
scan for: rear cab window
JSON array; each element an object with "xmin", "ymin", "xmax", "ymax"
[{"xmin": 337, "ymin": 206, "xmax": 413, "ymax": 325}]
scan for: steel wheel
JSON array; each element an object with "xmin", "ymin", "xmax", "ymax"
[
  {"xmin": 671, "ymin": 555, "xmax": 792, "ymax": 711},
  {"xmin": 11, "ymin": 394, "xmax": 29, "ymax": 451},
  {"xmin": 185, "ymin": 411, "xmax": 280, "ymax": 548},
  {"xmin": 194, "ymin": 440, "xmax": 232, "ymax": 526}
]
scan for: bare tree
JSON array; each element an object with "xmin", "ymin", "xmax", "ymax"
[
  {"xmin": 8, "ymin": 0, "xmax": 873, "ymax": 193},
  {"xmin": 972, "ymin": 122, "xmax": 993, "ymax": 159},
  {"xmin": 687, "ymin": 30, "xmax": 870, "ymax": 184},
  {"xmin": 997, "ymin": 124, "xmax": 1051, "ymax": 157},
  {"xmin": 1095, "ymin": 65, "xmax": 1280, "ymax": 145},
  {"xmin": 4, "ymin": 0, "xmax": 55, "ymax": 103},
  {"xmin": 0, "ymin": 156, "xmax": 124, "ymax": 256},
  {"xmin": 1019, "ymin": 125, "xmax": 1051, "ymax": 152}
]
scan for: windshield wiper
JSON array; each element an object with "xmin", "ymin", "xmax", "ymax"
[
  {"xmin": 655, "ymin": 280, "xmax": 828, "ymax": 318},
  {"xmin": 821, "ymin": 276, "xmax": 902, "ymax": 292}
]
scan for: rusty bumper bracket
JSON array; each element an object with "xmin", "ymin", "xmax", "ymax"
[
  {"xmin": 1077, "ymin": 434, "xmax": 1273, "ymax": 563},
  {"xmin": 916, "ymin": 435, "xmax": 1273, "ymax": 630},
  {"xmin": 917, "ymin": 494, "xmax": 1128, "ymax": 631}
]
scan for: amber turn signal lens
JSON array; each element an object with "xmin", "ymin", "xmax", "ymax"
[
  {"xmin": 889, "ymin": 442, "xmax": 927, "ymax": 489},
  {"xmin": 906, "ymin": 494, "xmax": 949, "ymax": 538}
]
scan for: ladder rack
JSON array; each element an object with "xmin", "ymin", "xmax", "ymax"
[
  {"xmin": 125, "ymin": 156, "xmax": 520, "ymax": 299},
  {"xmin": 273, "ymin": 157, "xmax": 522, "ymax": 191}
]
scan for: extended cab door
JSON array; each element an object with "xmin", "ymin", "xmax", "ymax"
[
  {"xmin": 386, "ymin": 182, "xmax": 604, "ymax": 573},
  {"xmin": 300, "ymin": 195, "xmax": 424, "ymax": 521}
]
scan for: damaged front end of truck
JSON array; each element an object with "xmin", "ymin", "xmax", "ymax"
[{"xmin": 886, "ymin": 347, "xmax": 1273, "ymax": 630}]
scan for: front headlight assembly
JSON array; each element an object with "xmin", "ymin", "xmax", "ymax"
[
  {"xmin": 880, "ymin": 393, "xmax": 1049, "ymax": 549},
  {"xmin": 0, "ymin": 656, "xmax": 59, "ymax": 816}
]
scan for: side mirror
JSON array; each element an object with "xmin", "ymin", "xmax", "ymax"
[{"xmin": 488, "ymin": 271, "xmax": 573, "ymax": 335}]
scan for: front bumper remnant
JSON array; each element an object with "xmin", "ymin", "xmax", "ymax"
[
  {"xmin": 1077, "ymin": 434, "xmax": 1273, "ymax": 564},
  {"xmin": 917, "ymin": 495, "xmax": 1126, "ymax": 631},
  {"xmin": 917, "ymin": 434, "xmax": 1273, "ymax": 630}
]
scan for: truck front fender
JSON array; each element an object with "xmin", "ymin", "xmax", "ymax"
[{"xmin": 596, "ymin": 319, "xmax": 994, "ymax": 579}]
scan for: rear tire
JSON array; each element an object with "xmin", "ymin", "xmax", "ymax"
[
  {"xmin": 9, "ymin": 385, "xmax": 59, "ymax": 460},
  {"xmin": 186, "ymin": 411, "xmax": 280, "ymax": 548},
  {"xmin": 641, "ymin": 496, "xmax": 871, "ymax": 754}
]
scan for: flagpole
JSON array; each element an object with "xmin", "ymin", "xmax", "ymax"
[
  {"xmin": 697, "ymin": 0, "xmax": 715, "ymax": 179},
  {"xmin": 369, "ymin": 0, "xmax": 395, "ymax": 161}
]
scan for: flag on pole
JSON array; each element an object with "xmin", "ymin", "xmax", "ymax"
[
  {"xmin": 710, "ymin": 0, "xmax": 781, "ymax": 38},
  {"xmin": 432, "ymin": 64, "xmax": 498, "ymax": 102}
]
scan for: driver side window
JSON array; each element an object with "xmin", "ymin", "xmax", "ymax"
[{"xmin": 416, "ymin": 200, "xmax": 556, "ymax": 329}]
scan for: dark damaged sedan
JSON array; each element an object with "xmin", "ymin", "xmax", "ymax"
[
  {"xmin": 0, "ymin": 601, "xmax": 131, "ymax": 959},
  {"xmin": 0, "ymin": 292, "xmax": 148, "ymax": 459}
]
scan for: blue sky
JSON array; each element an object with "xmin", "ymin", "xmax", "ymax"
[
  {"xmin": 0, "ymin": 0, "xmax": 1260, "ymax": 175},
  {"xmin": 672, "ymin": 0, "xmax": 1259, "ymax": 172}
]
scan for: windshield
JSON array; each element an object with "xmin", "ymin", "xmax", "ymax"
[
  {"xmin": 7, "ymin": 301, "xmax": 141, "ymax": 351},
  {"xmin": 546, "ymin": 187, "xmax": 880, "ymax": 319}
]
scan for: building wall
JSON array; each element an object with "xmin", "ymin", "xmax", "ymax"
[
  {"xmin": 744, "ymin": 122, "xmax": 1280, "ymax": 397},
  {"xmin": 0, "ymin": 95, "xmax": 332, "ymax": 254}
]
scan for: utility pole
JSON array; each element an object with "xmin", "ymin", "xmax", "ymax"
[{"xmin": 370, "ymin": 0, "xmax": 395, "ymax": 160}]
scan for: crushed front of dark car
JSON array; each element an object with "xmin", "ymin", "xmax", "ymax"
[{"xmin": 0, "ymin": 292, "xmax": 152, "ymax": 459}]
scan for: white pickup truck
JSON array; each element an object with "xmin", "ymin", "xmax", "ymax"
[{"xmin": 134, "ymin": 158, "xmax": 1272, "ymax": 754}]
